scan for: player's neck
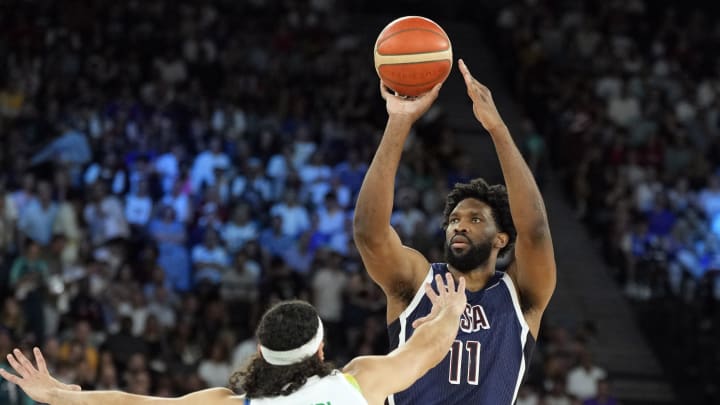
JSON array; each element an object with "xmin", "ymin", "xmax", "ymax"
[{"xmin": 446, "ymin": 263, "xmax": 496, "ymax": 292}]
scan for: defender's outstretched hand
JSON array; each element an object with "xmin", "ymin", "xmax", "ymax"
[
  {"xmin": 0, "ymin": 347, "xmax": 81, "ymax": 404},
  {"xmin": 380, "ymin": 80, "xmax": 442, "ymax": 123},
  {"xmin": 458, "ymin": 59, "xmax": 505, "ymax": 132},
  {"xmin": 412, "ymin": 273, "xmax": 467, "ymax": 329}
]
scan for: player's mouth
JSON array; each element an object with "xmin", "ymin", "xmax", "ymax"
[{"xmin": 450, "ymin": 235, "xmax": 472, "ymax": 249}]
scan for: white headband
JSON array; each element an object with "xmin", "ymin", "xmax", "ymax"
[{"xmin": 259, "ymin": 317, "xmax": 324, "ymax": 366}]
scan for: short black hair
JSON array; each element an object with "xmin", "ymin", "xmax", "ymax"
[
  {"xmin": 442, "ymin": 178, "xmax": 516, "ymax": 258},
  {"xmin": 229, "ymin": 301, "xmax": 333, "ymax": 397}
]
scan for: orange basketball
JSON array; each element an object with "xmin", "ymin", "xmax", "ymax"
[{"xmin": 374, "ymin": 16, "xmax": 453, "ymax": 97}]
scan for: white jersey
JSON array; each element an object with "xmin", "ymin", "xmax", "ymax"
[{"xmin": 244, "ymin": 371, "xmax": 368, "ymax": 405}]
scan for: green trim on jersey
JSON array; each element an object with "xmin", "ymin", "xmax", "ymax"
[{"xmin": 343, "ymin": 373, "xmax": 362, "ymax": 392}]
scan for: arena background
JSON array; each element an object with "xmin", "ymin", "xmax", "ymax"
[{"xmin": 1, "ymin": 0, "xmax": 718, "ymax": 403}]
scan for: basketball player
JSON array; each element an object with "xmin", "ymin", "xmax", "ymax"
[
  {"xmin": 1, "ymin": 273, "xmax": 466, "ymax": 405},
  {"xmin": 353, "ymin": 59, "xmax": 556, "ymax": 404}
]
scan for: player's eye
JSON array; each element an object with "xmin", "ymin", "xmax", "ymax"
[
  {"xmin": 472, "ymin": 217, "xmax": 482, "ymax": 223},
  {"xmin": 449, "ymin": 218, "xmax": 459, "ymax": 224}
]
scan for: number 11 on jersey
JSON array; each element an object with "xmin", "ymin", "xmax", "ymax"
[{"xmin": 448, "ymin": 340, "xmax": 481, "ymax": 385}]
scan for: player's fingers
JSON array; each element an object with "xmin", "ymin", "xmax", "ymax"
[
  {"xmin": 33, "ymin": 347, "xmax": 48, "ymax": 375},
  {"xmin": 412, "ymin": 316, "xmax": 429, "ymax": 329},
  {"xmin": 7, "ymin": 353, "xmax": 29, "ymax": 377},
  {"xmin": 0, "ymin": 368, "xmax": 21, "ymax": 385},
  {"xmin": 435, "ymin": 274, "xmax": 447, "ymax": 294},
  {"xmin": 379, "ymin": 80, "xmax": 390, "ymax": 99},
  {"xmin": 424, "ymin": 282, "xmax": 439, "ymax": 303},
  {"xmin": 458, "ymin": 59, "xmax": 471, "ymax": 79},
  {"xmin": 457, "ymin": 276, "xmax": 466, "ymax": 294},
  {"xmin": 445, "ymin": 272, "xmax": 456, "ymax": 292},
  {"xmin": 67, "ymin": 384, "xmax": 82, "ymax": 391},
  {"xmin": 14, "ymin": 349, "xmax": 36, "ymax": 375},
  {"xmin": 458, "ymin": 59, "xmax": 477, "ymax": 88},
  {"xmin": 429, "ymin": 82, "xmax": 443, "ymax": 96}
]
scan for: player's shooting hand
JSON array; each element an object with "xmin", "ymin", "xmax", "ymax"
[
  {"xmin": 0, "ymin": 347, "xmax": 82, "ymax": 404},
  {"xmin": 380, "ymin": 80, "xmax": 442, "ymax": 123},
  {"xmin": 458, "ymin": 59, "xmax": 505, "ymax": 132},
  {"xmin": 412, "ymin": 273, "xmax": 467, "ymax": 329}
]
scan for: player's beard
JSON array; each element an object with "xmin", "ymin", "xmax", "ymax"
[{"xmin": 444, "ymin": 235, "xmax": 493, "ymax": 273}]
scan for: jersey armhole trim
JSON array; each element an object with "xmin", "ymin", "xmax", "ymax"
[
  {"xmin": 343, "ymin": 373, "xmax": 362, "ymax": 393},
  {"xmin": 397, "ymin": 266, "xmax": 435, "ymax": 343},
  {"xmin": 502, "ymin": 272, "xmax": 531, "ymax": 403},
  {"xmin": 501, "ymin": 272, "xmax": 530, "ymax": 332}
]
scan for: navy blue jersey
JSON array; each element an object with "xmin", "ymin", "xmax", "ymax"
[{"xmin": 387, "ymin": 263, "xmax": 535, "ymax": 405}]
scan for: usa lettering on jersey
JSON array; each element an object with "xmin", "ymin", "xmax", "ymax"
[{"xmin": 459, "ymin": 303, "xmax": 490, "ymax": 333}]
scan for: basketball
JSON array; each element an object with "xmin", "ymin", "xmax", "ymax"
[{"xmin": 374, "ymin": 16, "xmax": 453, "ymax": 97}]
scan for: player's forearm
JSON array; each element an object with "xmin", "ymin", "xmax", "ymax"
[
  {"xmin": 489, "ymin": 124, "xmax": 549, "ymax": 236},
  {"xmin": 49, "ymin": 389, "xmax": 157, "ymax": 405},
  {"xmin": 353, "ymin": 116, "xmax": 412, "ymax": 239},
  {"xmin": 410, "ymin": 308, "xmax": 460, "ymax": 369}
]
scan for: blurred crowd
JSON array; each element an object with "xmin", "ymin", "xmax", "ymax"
[
  {"xmin": 491, "ymin": 0, "xmax": 720, "ymax": 402},
  {"xmin": 0, "ymin": 0, "xmax": 483, "ymax": 402}
]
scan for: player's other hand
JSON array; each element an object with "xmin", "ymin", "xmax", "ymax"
[
  {"xmin": 0, "ymin": 347, "xmax": 82, "ymax": 404},
  {"xmin": 457, "ymin": 59, "xmax": 505, "ymax": 132},
  {"xmin": 412, "ymin": 273, "xmax": 467, "ymax": 329},
  {"xmin": 380, "ymin": 80, "xmax": 442, "ymax": 123}
]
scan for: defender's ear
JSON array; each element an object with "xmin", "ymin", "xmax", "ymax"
[{"xmin": 495, "ymin": 232, "xmax": 509, "ymax": 249}]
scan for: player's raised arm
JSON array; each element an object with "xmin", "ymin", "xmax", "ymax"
[
  {"xmin": 458, "ymin": 59, "xmax": 556, "ymax": 336},
  {"xmin": 0, "ymin": 347, "xmax": 235, "ymax": 405},
  {"xmin": 343, "ymin": 273, "xmax": 467, "ymax": 404},
  {"xmin": 352, "ymin": 82, "xmax": 439, "ymax": 304}
]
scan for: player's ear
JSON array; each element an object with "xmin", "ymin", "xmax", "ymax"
[
  {"xmin": 494, "ymin": 232, "xmax": 509, "ymax": 249},
  {"xmin": 317, "ymin": 341, "xmax": 325, "ymax": 362}
]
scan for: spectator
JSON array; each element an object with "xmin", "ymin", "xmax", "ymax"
[
  {"xmin": 161, "ymin": 180, "xmax": 192, "ymax": 224},
  {"xmin": 221, "ymin": 204, "xmax": 258, "ymax": 255},
  {"xmin": 566, "ymin": 350, "xmax": 608, "ymax": 401},
  {"xmin": 58, "ymin": 320, "xmax": 99, "ymax": 375},
  {"xmin": 149, "ymin": 206, "xmax": 191, "ymax": 292},
  {"xmin": 191, "ymin": 229, "xmax": 229, "ymax": 285},
  {"xmin": 220, "ymin": 249, "xmax": 261, "ymax": 331},
  {"xmin": 9, "ymin": 239, "xmax": 48, "ymax": 343},
  {"xmin": 0, "ymin": 183, "xmax": 18, "ymax": 270},
  {"xmin": 190, "ymin": 137, "xmax": 230, "ymax": 192},
  {"xmin": 282, "ymin": 230, "xmax": 315, "ymax": 275},
  {"xmin": 544, "ymin": 379, "xmax": 573, "ymax": 405},
  {"xmin": 270, "ymin": 189, "xmax": 311, "ymax": 238},
  {"xmin": 18, "ymin": 181, "xmax": 57, "ymax": 246},
  {"xmin": 125, "ymin": 180, "xmax": 154, "ymax": 227},
  {"xmin": 83, "ymin": 183, "xmax": 129, "ymax": 247},
  {"xmin": 103, "ymin": 316, "xmax": 148, "ymax": 372},
  {"xmin": 311, "ymin": 250, "xmax": 349, "ymax": 359},
  {"xmin": 258, "ymin": 215, "xmax": 295, "ymax": 258},
  {"xmin": 583, "ymin": 379, "xmax": 620, "ymax": 405},
  {"xmin": 197, "ymin": 340, "xmax": 232, "ymax": 388}
]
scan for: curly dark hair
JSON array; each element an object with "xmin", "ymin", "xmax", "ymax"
[
  {"xmin": 229, "ymin": 301, "xmax": 334, "ymax": 398},
  {"xmin": 442, "ymin": 178, "xmax": 516, "ymax": 258}
]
